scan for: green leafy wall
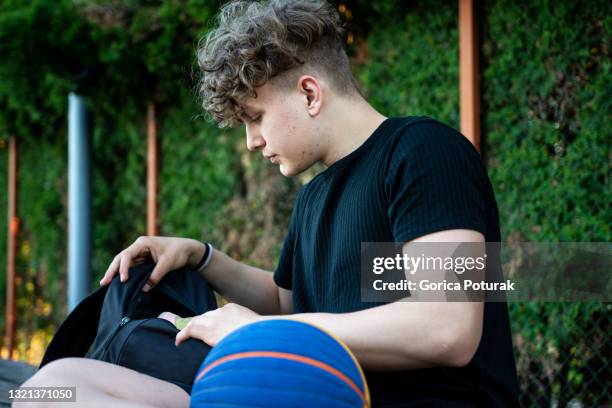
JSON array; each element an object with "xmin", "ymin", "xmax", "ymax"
[
  {"xmin": 354, "ymin": 0, "xmax": 459, "ymax": 127},
  {"xmin": 480, "ymin": 1, "xmax": 610, "ymax": 405},
  {"xmin": 482, "ymin": 0, "xmax": 610, "ymax": 242}
]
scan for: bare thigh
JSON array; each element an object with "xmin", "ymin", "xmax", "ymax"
[{"xmin": 18, "ymin": 357, "xmax": 189, "ymax": 408}]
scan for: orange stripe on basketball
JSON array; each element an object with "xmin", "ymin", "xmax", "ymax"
[{"xmin": 195, "ymin": 351, "xmax": 366, "ymax": 403}]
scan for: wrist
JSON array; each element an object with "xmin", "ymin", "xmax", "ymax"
[
  {"xmin": 187, "ymin": 240, "xmax": 207, "ymax": 268},
  {"xmin": 192, "ymin": 242, "xmax": 214, "ymax": 273}
]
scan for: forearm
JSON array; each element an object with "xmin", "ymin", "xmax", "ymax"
[
  {"xmin": 263, "ymin": 301, "xmax": 482, "ymax": 371},
  {"xmin": 190, "ymin": 243, "xmax": 280, "ymax": 315}
]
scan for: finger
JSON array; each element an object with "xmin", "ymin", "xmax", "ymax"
[
  {"xmin": 175, "ymin": 325, "xmax": 192, "ymax": 347},
  {"xmin": 143, "ymin": 255, "xmax": 169, "ymax": 292},
  {"xmin": 100, "ymin": 254, "xmax": 121, "ymax": 286},
  {"xmin": 119, "ymin": 250, "xmax": 136, "ymax": 283},
  {"xmin": 158, "ymin": 312, "xmax": 178, "ymax": 325}
]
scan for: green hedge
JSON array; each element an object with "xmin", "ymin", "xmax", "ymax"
[
  {"xmin": 0, "ymin": 147, "xmax": 6, "ymax": 312},
  {"xmin": 482, "ymin": 0, "xmax": 610, "ymax": 242},
  {"xmin": 354, "ymin": 0, "xmax": 459, "ymax": 127},
  {"xmin": 480, "ymin": 1, "xmax": 610, "ymax": 405}
]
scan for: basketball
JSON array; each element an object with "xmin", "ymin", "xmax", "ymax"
[{"xmin": 190, "ymin": 319, "xmax": 370, "ymax": 408}]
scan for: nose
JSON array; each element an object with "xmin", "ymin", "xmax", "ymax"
[{"xmin": 245, "ymin": 125, "xmax": 266, "ymax": 151}]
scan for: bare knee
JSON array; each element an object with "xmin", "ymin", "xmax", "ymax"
[
  {"xmin": 14, "ymin": 359, "xmax": 85, "ymax": 408},
  {"xmin": 21, "ymin": 358, "xmax": 84, "ymax": 388},
  {"xmin": 18, "ymin": 358, "xmax": 189, "ymax": 408}
]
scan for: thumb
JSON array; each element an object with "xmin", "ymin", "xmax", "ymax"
[{"xmin": 143, "ymin": 256, "xmax": 170, "ymax": 292}]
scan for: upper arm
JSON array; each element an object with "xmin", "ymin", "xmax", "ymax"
[
  {"xmin": 384, "ymin": 123, "xmax": 490, "ymax": 365},
  {"xmin": 402, "ymin": 229, "xmax": 485, "ymax": 366},
  {"xmin": 278, "ymin": 286, "xmax": 293, "ymax": 315}
]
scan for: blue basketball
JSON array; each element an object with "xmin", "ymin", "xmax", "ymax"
[{"xmin": 190, "ymin": 319, "xmax": 370, "ymax": 408}]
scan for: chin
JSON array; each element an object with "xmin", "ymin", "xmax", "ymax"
[
  {"xmin": 279, "ymin": 162, "xmax": 306, "ymax": 177},
  {"xmin": 279, "ymin": 165, "xmax": 296, "ymax": 177}
]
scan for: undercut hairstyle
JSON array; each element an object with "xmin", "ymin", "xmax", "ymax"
[{"xmin": 197, "ymin": 0, "xmax": 360, "ymax": 128}]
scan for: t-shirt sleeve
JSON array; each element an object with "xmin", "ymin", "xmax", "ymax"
[
  {"xmin": 385, "ymin": 120, "xmax": 488, "ymax": 243},
  {"xmin": 273, "ymin": 227, "xmax": 294, "ymax": 290},
  {"xmin": 273, "ymin": 191, "xmax": 302, "ymax": 290}
]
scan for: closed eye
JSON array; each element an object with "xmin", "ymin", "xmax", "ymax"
[{"xmin": 240, "ymin": 108, "xmax": 262, "ymax": 124}]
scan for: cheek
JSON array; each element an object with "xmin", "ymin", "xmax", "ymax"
[
  {"xmin": 264, "ymin": 107, "xmax": 296, "ymax": 140},
  {"xmin": 267, "ymin": 100, "xmax": 319, "ymax": 163}
]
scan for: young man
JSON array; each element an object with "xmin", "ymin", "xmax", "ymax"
[{"xmin": 21, "ymin": 0, "xmax": 518, "ymax": 406}]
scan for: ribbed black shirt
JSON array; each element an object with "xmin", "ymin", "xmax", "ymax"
[{"xmin": 274, "ymin": 117, "xmax": 519, "ymax": 407}]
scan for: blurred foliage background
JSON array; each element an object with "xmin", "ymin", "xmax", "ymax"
[{"xmin": 0, "ymin": 0, "xmax": 609, "ymax": 406}]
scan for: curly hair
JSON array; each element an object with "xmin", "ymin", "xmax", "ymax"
[{"xmin": 197, "ymin": 0, "xmax": 359, "ymax": 128}]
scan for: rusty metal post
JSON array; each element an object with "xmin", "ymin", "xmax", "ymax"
[
  {"xmin": 459, "ymin": 0, "xmax": 481, "ymax": 150},
  {"xmin": 6, "ymin": 136, "xmax": 18, "ymax": 360},
  {"xmin": 147, "ymin": 102, "xmax": 158, "ymax": 236}
]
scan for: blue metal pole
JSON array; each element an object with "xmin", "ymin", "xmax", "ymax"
[{"xmin": 68, "ymin": 93, "xmax": 91, "ymax": 312}]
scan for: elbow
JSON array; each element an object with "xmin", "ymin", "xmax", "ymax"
[
  {"xmin": 443, "ymin": 339, "xmax": 478, "ymax": 368},
  {"xmin": 437, "ymin": 325, "xmax": 482, "ymax": 368}
]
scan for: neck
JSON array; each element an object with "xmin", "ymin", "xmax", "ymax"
[{"xmin": 320, "ymin": 96, "xmax": 387, "ymax": 167}]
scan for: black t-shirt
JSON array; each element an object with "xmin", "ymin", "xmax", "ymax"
[{"xmin": 274, "ymin": 117, "xmax": 519, "ymax": 407}]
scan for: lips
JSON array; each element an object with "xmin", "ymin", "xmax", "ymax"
[{"xmin": 265, "ymin": 154, "xmax": 279, "ymax": 163}]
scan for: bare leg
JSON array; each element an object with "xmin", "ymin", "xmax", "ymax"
[{"xmin": 13, "ymin": 357, "xmax": 189, "ymax": 408}]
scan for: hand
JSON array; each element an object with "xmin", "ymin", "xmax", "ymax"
[
  {"xmin": 158, "ymin": 311, "xmax": 179, "ymax": 326},
  {"xmin": 174, "ymin": 303, "xmax": 261, "ymax": 347},
  {"xmin": 100, "ymin": 236, "xmax": 206, "ymax": 292},
  {"xmin": 158, "ymin": 312, "xmax": 193, "ymax": 330}
]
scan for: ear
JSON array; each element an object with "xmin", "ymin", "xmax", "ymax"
[{"xmin": 296, "ymin": 75, "xmax": 323, "ymax": 117}]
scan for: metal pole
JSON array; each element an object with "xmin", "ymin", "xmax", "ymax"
[
  {"xmin": 6, "ymin": 136, "xmax": 18, "ymax": 359},
  {"xmin": 68, "ymin": 93, "xmax": 91, "ymax": 312},
  {"xmin": 459, "ymin": 0, "xmax": 481, "ymax": 150},
  {"xmin": 147, "ymin": 102, "xmax": 158, "ymax": 236}
]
